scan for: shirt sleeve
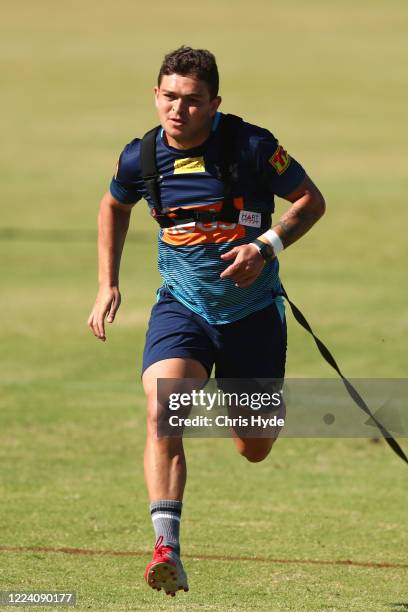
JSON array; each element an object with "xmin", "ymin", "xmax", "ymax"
[
  {"xmin": 253, "ymin": 129, "xmax": 306, "ymax": 198},
  {"xmin": 109, "ymin": 139, "xmax": 144, "ymax": 205}
]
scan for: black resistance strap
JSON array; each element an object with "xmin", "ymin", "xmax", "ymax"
[{"xmin": 280, "ymin": 285, "xmax": 408, "ymax": 465}]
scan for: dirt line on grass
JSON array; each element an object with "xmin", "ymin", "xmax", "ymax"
[{"xmin": 0, "ymin": 546, "xmax": 407, "ymax": 570}]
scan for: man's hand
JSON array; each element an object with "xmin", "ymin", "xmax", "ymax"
[
  {"xmin": 88, "ymin": 286, "xmax": 121, "ymax": 341},
  {"xmin": 220, "ymin": 244, "xmax": 265, "ymax": 288}
]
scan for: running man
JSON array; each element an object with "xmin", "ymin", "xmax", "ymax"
[{"xmin": 88, "ymin": 46, "xmax": 325, "ymax": 596}]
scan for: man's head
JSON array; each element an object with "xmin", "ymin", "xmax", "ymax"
[
  {"xmin": 155, "ymin": 46, "xmax": 222, "ymax": 149},
  {"xmin": 158, "ymin": 46, "xmax": 219, "ymax": 99}
]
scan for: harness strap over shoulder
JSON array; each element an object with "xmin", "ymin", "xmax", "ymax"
[
  {"xmin": 217, "ymin": 113, "xmax": 242, "ymax": 216},
  {"xmin": 140, "ymin": 126, "xmax": 163, "ymax": 213}
]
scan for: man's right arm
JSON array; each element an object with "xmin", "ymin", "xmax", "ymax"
[{"xmin": 87, "ymin": 191, "xmax": 133, "ymax": 341}]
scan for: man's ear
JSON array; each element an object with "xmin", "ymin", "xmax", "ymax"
[
  {"xmin": 210, "ymin": 95, "xmax": 222, "ymax": 116},
  {"xmin": 154, "ymin": 86, "xmax": 160, "ymax": 108}
]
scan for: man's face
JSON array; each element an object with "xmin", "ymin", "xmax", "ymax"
[{"xmin": 155, "ymin": 73, "xmax": 221, "ymax": 149}]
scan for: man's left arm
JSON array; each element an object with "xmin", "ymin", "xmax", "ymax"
[
  {"xmin": 220, "ymin": 174, "xmax": 325, "ymax": 288},
  {"xmin": 266, "ymin": 173, "xmax": 326, "ymax": 249}
]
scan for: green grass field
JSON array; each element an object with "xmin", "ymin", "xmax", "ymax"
[{"xmin": 1, "ymin": 1, "xmax": 408, "ymax": 609}]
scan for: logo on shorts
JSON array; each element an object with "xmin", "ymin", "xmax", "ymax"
[
  {"xmin": 174, "ymin": 156, "xmax": 206, "ymax": 174},
  {"xmin": 238, "ymin": 210, "xmax": 262, "ymax": 228},
  {"xmin": 269, "ymin": 145, "xmax": 291, "ymax": 175}
]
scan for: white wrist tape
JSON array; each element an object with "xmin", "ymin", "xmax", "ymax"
[{"xmin": 261, "ymin": 229, "xmax": 284, "ymax": 255}]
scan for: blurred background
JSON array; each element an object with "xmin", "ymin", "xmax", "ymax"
[{"xmin": 1, "ymin": 1, "xmax": 407, "ymax": 608}]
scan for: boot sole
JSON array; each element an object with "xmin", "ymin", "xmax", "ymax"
[{"xmin": 146, "ymin": 561, "xmax": 189, "ymax": 596}]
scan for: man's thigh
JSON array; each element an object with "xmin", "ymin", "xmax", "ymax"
[
  {"xmin": 142, "ymin": 288, "xmax": 215, "ymax": 379},
  {"xmin": 143, "ymin": 357, "xmax": 209, "ymax": 439},
  {"xmin": 142, "ymin": 358, "xmax": 208, "ymax": 398},
  {"xmin": 214, "ymin": 302, "xmax": 287, "ymax": 379},
  {"xmin": 214, "ymin": 304, "xmax": 287, "ymax": 447}
]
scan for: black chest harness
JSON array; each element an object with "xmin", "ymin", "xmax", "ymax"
[
  {"xmin": 140, "ymin": 113, "xmax": 268, "ymax": 229},
  {"xmin": 138, "ymin": 116, "xmax": 407, "ymax": 466}
]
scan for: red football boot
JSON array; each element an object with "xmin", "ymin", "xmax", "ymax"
[{"xmin": 144, "ymin": 535, "xmax": 189, "ymax": 596}]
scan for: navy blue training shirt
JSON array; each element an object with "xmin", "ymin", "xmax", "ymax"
[{"xmin": 110, "ymin": 112, "xmax": 305, "ymax": 324}]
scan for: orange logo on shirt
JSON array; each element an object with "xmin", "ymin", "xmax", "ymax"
[
  {"xmin": 269, "ymin": 145, "xmax": 291, "ymax": 175},
  {"xmin": 161, "ymin": 198, "xmax": 246, "ymax": 246}
]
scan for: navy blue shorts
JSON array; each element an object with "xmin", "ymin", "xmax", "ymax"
[{"xmin": 142, "ymin": 288, "xmax": 287, "ymax": 379}]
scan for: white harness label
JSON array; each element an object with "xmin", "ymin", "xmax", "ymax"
[{"xmin": 238, "ymin": 210, "xmax": 262, "ymax": 228}]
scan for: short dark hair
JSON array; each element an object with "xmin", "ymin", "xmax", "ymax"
[{"xmin": 158, "ymin": 46, "xmax": 219, "ymax": 99}]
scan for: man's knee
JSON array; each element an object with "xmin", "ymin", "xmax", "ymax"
[
  {"xmin": 145, "ymin": 394, "xmax": 188, "ymax": 450},
  {"xmin": 146, "ymin": 394, "xmax": 171, "ymax": 440},
  {"xmin": 240, "ymin": 447, "xmax": 272, "ymax": 463},
  {"xmin": 235, "ymin": 438, "xmax": 276, "ymax": 463}
]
